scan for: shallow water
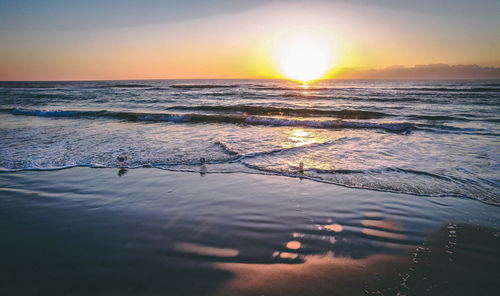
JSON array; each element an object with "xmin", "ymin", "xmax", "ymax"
[
  {"xmin": 0, "ymin": 169, "xmax": 499, "ymax": 295},
  {"xmin": 0, "ymin": 79, "xmax": 499, "ymax": 204}
]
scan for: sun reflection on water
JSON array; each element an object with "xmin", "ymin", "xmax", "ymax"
[
  {"xmin": 361, "ymin": 214, "xmax": 405, "ymax": 240},
  {"xmin": 324, "ymin": 224, "xmax": 343, "ymax": 232},
  {"xmin": 280, "ymin": 127, "xmax": 343, "ymax": 173},
  {"xmin": 285, "ymin": 128, "xmax": 318, "ymax": 147},
  {"xmin": 286, "ymin": 241, "xmax": 302, "ymax": 250}
]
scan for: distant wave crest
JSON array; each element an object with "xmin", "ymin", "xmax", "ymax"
[
  {"xmin": 395, "ymin": 87, "xmax": 500, "ymax": 92},
  {"xmin": 170, "ymin": 84, "xmax": 240, "ymax": 89},
  {"xmin": 168, "ymin": 105, "xmax": 391, "ymax": 119}
]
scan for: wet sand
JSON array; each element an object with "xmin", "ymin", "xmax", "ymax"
[
  {"xmin": 215, "ymin": 223, "xmax": 500, "ymax": 296},
  {"xmin": 0, "ymin": 168, "xmax": 499, "ymax": 295}
]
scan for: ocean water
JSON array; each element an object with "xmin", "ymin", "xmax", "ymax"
[{"xmin": 0, "ymin": 79, "xmax": 499, "ymax": 204}]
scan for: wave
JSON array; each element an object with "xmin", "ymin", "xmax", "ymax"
[
  {"xmin": 101, "ymin": 84, "xmax": 152, "ymax": 88},
  {"xmin": 167, "ymin": 105, "xmax": 391, "ymax": 119},
  {"xmin": 12, "ymin": 109, "xmax": 88, "ymax": 117},
  {"xmin": 145, "ymin": 87, "xmax": 172, "ymax": 91},
  {"xmin": 250, "ymin": 86, "xmax": 331, "ymax": 91},
  {"xmin": 0, "ymin": 82, "xmax": 153, "ymax": 89},
  {"xmin": 170, "ymin": 84, "xmax": 240, "ymax": 89},
  {"xmin": 147, "ymin": 86, "xmax": 242, "ymax": 92},
  {"xmin": 0, "ymin": 83, "xmax": 57, "ymax": 89},
  {"xmin": 5, "ymin": 108, "xmax": 411, "ymax": 132},
  {"xmin": 414, "ymin": 123, "xmax": 500, "ymax": 136},
  {"xmin": 238, "ymin": 163, "xmax": 499, "ymax": 205},
  {"xmin": 250, "ymin": 86, "xmax": 372, "ymax": 92},
  {"xmin": 244, "ymin": 117, "xmax": 412, "ymax": 132},
  {"xmin": 3, "ymin": 160, "xmax": 497, "ymax": 205},
  {"xmin": 67, "ymin": 83, "xmax": 154, "ymax": 89},
  {"xmin": 7, "ymin": 108, "xmax": 497, "ymax": 134},
  {"xmin": 298, "ymin": 166, "xmax": 455, "ymax": 181},
  {"xmin": 395, "ymin": 87, "xmax": 500, "ymax": 92},
  {"xmin": 477, "ymin": 83, "xmax": 500, "ymax": 87},
  {"xmin": 408, "ymin": 114, "xmax": 469, "ymax": 121},
  {"xmin": 3, "ymin": 160, "xmax": 497, "ymax": 206},
  {"xmin": 410, "ymin": 114, "xmax": 500, "ymax": 123},
  {"xmin": 278, "ymin": 93, "xmax": 326, "ymax": 100},
  {"xmin": 232, "ymin": 138, "xmax": 349, "ymax": 162},
  {"xmin": 213, "ymin": 141, "xmax": 240, "ymax": 156},
  {"xmin": 357, "ymin": 97, "xmax": 421, "ymax": 103},
  {"xmin": 0, "ymin": 86, "xmax": 57, "ymax": 89}
]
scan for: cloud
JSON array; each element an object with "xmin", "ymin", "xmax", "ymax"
[
  {"xmin": 334, "ymin": 64, "xmax": 500, "ymax": 79},
  {"xmin": 0, "ymin": 0, "xmax": 268, "ymax": 30}
]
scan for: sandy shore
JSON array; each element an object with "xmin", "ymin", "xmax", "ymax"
[{"xmin": 0, "ymin": 168, "xmax": 499, "ymax": 295}]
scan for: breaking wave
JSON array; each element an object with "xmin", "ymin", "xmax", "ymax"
[
  {"xmin": 5, "ymin": 108, "xmax": 412, "ymax": 132},
  {"xmin": 9, "ymin": 107, "xmax": 496, "ymax": 134}
]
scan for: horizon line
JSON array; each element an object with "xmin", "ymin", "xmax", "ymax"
[
  {"xmin": 1, "ymin": 77, "xmax": 500, "ymax": 82},
  {"xmin": 2, "ymin": 63, "xmax": 499, "ymax": 82}
]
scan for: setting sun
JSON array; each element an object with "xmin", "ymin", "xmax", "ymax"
[{"xmin": 276, "ymin": 30, "xmax": 336, "ymax": 82}]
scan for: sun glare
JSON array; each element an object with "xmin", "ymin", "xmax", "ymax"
[{"xmin": 276, "ymin": 30, "xmax": 336, "ymax": 82}]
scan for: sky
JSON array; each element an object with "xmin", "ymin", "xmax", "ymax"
[{"xmin": 1, "ymin": 0, "xmax": 499, "ymax": 80}]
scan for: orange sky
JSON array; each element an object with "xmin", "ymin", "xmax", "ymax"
[{"xmin": 1, "ymin": 0, "xmax": 499, "ymax": 80}]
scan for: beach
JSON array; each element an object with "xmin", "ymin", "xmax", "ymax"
[
  {"xmin": 0, "ymin": 79, "xmax": 499, "ymax": 295},
  {"xmin": 1, "ymin": 168, "xmax": 499, "ymax": 295},
  {"xmin": 2, "ymin": 0, "xmax": 500, "ymax": 294}
]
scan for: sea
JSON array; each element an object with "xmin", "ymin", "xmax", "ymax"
[{"xmin": 0, "ymin": 79, "xmax": 499, "ymax": 204}]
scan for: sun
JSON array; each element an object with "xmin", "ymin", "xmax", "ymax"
[{"xmin": 276, "ymin": 30, "xmax": 336, "ymax": 82}]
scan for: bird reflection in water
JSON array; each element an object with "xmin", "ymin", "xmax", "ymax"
[
  {"xmin": 117, "ymin": 155, "xmax": 128, "ymax": 176},
  {"xmin": 200, "ymin": 157, "xmax": 206, "ymax": 177},
  {"xmin": 118, "ymin": 168, "xmax": 128, "ymax": 176}
]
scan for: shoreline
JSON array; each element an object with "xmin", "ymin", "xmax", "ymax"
[
  {"xmin": 1, "ymin": 168, "xmax": 499, "ymax": 295},
  {"xmin": 2, "ymin": 165, "xmax": 497, "ymax": 207}
]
